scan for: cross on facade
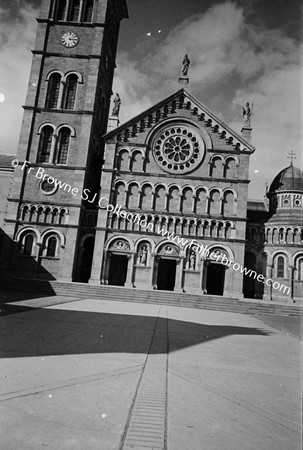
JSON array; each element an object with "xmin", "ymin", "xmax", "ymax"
[{"xmin": 287, "ymin": 151, "xmax": 296, "ymax": 164}]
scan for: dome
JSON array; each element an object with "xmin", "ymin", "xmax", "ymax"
[{"xmin": 268, "ymin": 164, "xmax": 303, "ymax": 194}]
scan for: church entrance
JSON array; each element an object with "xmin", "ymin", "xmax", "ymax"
[
  {"xmin": 243, "ymin": 252, "xmax": 257, "ymax": 298},
  {"xmin": 78, "ymin": 236, "xmax": 94, "ymax": 283},
  {"xmin": 108, "ymin": 254, "xmax": 128, "ymax": 286},
  {"xmin": 157, "ymin": 258, "xmax": 176, "ymax": 291},
  {"xmin": 206, "ymin": 263, "xmax": 225, "ymax": 295}
]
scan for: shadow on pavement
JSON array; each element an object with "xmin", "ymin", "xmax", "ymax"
[{"xmin": 0, "ymin": 305, "xmax": 269, "ymax": 358}]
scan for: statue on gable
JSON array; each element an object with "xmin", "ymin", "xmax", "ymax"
[
  {"xmin": 112, "ymin": 93, "xmax": 121, "ymax": 117},
  {"xmin": 242, "ymin": 102, "xmax": 253, "ymax": 126},
  {"xmin": 181, "ymin": 54, "xmax": 190, "ymax": 76}
]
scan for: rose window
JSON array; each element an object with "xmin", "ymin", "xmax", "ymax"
[{"xmin": 153, "ymin": 126, "xmax": 204, "ymax": 174}]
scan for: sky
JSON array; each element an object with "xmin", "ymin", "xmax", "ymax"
[{"xmin": 0, "ymin": 0, "xmax": 302, "ymax": 199}]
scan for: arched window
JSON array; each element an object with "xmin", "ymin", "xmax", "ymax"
[
  {"xmin": 225, "ymin": 223, "xmax": 232, "ymax": 239},
  {"xmin": 127, "ymin": 183, "xmax": 139, "ymax": 209},
  {"xmin": 83, "ymin": 0, "xmax": 94, "ymax": 21},
  {"xmin": 222, "ymin": 191, "xmax": 234, "ymax": 216},
  {"xmin": 45, "ymin": 236, "xmax": 58, "ymax": 257},
  {"xmin": 69, "ymin": 0, "xmax": 81, "ymax": 21},
  {"xmin": 208, "ymin": 190, "xmax": 221, "ymax": 215},
  {"xmin": 46, "ymin": 73, "xmax": 61, "ymax": 108},
  {"xmin": 297, "ymin": 258, "xmax": 303, "ymax": 281},
  {"xmin": 21, "ymin": 205, "xmax": 29, "ymax": 221},
  {"xmin": 63, "ymin": 74, "xmax": 78, "ymax": 109},
  {"xmin": 22, "ymin": 234, "xmax": 34, "ymax": 256},
  {"xmin": 210, "ymin": 157, "xmax": 222, "ymax": 177},
  {"xmin": 224, "ymin": 158, "xmax": 237, "ymax": 178},
  {"xmin": 276, "ymin": 256, "xmax": 285, "ymax": 278},
  {"xmin": 56, "ymin": 128, "xmax": 71, "ymax": 164},
  {"xmin": 37, "ymin": 126, "xmax": 53, "ymax": 163},
  {"xmin": 141, "ymin": 185, "xmax": 152, "ymax": 210}
]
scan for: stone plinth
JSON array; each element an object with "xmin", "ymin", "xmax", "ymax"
[
  {"xmin": 107, "ymin": 116, "xmax": 120, "ymax": 131},
  {"xmin": 178, "ymin": 76, "xmax": 189, "ymax": 86},
  {"xmin": 241, "ymin": 126, "xmax": 252, "ymax": 143}
]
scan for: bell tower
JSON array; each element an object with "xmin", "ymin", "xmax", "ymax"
[{"xmin": 3, "ymin": 0, "xmax": 128, "ymax": 281}]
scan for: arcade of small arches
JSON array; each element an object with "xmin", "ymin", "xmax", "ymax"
[
  {"xmin": 92, "ymin": 236, "xmax": 234, "ymax": 295},
  {"xmin": 265, "ymin": 227, "xmax": 303, "ymax": 245},
  {"xmin": 113, "ymin": 181, "xmax": 237, "ymax": 216},
  {"xmin": 108, "ymin": 213, "xmax": 234, "ymax": 240},
  {"xmin": 246, "ymin": 226, "xmax": 303, "ymax": 245},
  {"xmin": 19, "ymin": 204, "xmax": 69, "ymax": 225},
  {"xmin": 16, "ymin": 228, "xmax": 65, "ymax": 259},
  {"xmin": 115, "ymin": 146, "xmax": 239, "ymax": 179}
]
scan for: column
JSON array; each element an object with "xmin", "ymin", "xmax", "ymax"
[
  {"xmin": 263, "ymin": 264, "xmax": 273, "ymax": 301},
  {"xmin": 174, "ymin": 257, "xmax": 184, "ymax": 293},
  {"xmin": 89, "ymin": 229, "xmax": 106, "ymax": 284},
  {"xmin": 149, "ymin": 252, "xmax": 155, "ymax": 289},
  {"xmin": 202, "ymin": 260, "xmax": 208, "ymax": 293},
  {"xmin": 100, "ymin": 250, "xmax": 108, "ymax": 285},
  {"xmin": 125, "ymin": 252, "xmax": 135, "ymax": 288},
  {"xmin": 289, "ymin": 266, "xmax": 294, "ymax": 302},
  {"xmin": 200, "ymin": 258, "xmax": 205, "ymax": 292}
]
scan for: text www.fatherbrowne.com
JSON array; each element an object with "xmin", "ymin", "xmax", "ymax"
[{"xmin": 12, "ymin": 159, "xmax": 290, "ymax": 295}]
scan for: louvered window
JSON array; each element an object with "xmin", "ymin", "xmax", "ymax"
[
  {"xmin": 56, "ymin": 0, "xmax": 68, "ymax": 20},
  {"xmin": 83, "ymin": 0, "xmax": 94, "ymax": 21},
  {"xmin": 69, "ymin": 0, "xmax": 81, "ymax": 21}
]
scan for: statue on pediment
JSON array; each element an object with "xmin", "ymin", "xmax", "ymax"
[
  {"xmin": 112, "ymin": 93, "xmax": 121, "ymax": 117},
  {"xmin": 242, "ymin": 102, "xmax": 253, "ymax": 126},
  {"xmin": 181, "ymin": 54, "xmax": 190, "ymax": 76}
]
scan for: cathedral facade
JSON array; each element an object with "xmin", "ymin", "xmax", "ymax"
[
  {"xmin": 0, "ymin": 0, "xmax": 302, "ymax": 303},
  {"xmin": 88, "ymin": 89, "xmax": 255, "ymax": 298}
]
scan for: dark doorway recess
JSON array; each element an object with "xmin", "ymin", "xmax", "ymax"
[
  {"xmin": 243, "ymin": 252, "xmax": 257, "ymax": 298},
  {"xmin": 108, "ymin": 254, "xmax": 128, "ymax": 286},
  {"xmin": 79, "ymin": 237, "xmax": 94, "ymax": 283},
  {"xmin": 157, "ymin": 258, "xmax": 176, "ymax": 291},
  {"xmin": 206, "ymin": 263, "xmax": 225, "ymax": 295}
]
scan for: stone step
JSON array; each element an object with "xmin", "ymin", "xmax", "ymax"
[{"xmin": 1, "ymin": 278, "xmax": 302, "ymax": 317}]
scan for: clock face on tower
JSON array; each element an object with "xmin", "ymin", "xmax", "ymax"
[{"xmin": 60, "ymin": 32, "xmax": 79, "ymax": 48}]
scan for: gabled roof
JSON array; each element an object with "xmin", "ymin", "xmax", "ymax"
[
  {"xmin": 104, "ymin": 88, "xmax": 255, "ymax": 153},
  {"xmin": 247, "ymin": 200, "xmax": 268, "ymax": 212}
]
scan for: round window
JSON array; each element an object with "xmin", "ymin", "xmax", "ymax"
[
  {"xmin": 294, "ymin": 199, "xmax": 301, "ymax": 206},
  {"xmin": 153, "ymin": 125, "xmax": 205, "ymax": 174},
  {"xmin": 40, "ymin": 178, "xmax": 58, "ymax": 195}
]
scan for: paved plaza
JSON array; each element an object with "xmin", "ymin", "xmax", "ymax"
[{"xmin": 0, "ymin": 292, "xmax": 301, "ymax": 449}]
